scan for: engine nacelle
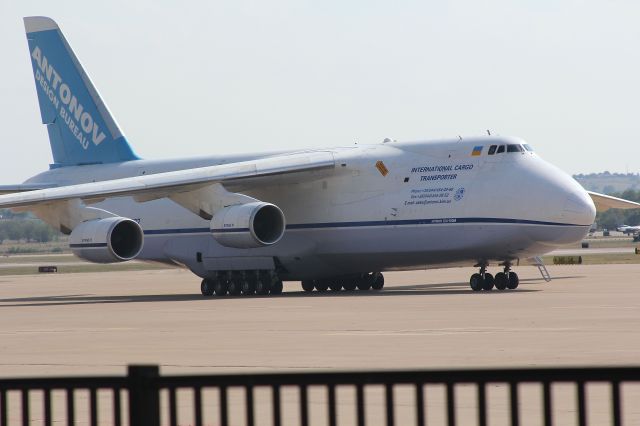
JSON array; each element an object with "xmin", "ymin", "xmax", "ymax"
[
  {"xmin": 211, "ymin": 202, "xmax": 285, "ymax": 249},
  {"xmin": 69, "ymin": 217, "xmax": 144, "ymax": 263}
]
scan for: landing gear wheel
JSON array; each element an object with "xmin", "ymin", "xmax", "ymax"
[
  {"xmin": 356, "ymin": 277, "xmax": 371, "ymax": 291},
  {"xmin": 301, "ymin": 280, "xmax": 315, "ymax": 292},
  {"xmin": 482, "ymin": 273, "xmax": 494, "ymax": 291},
  {"xmin": 200, "ymin": 279, "xmax": 214, "ymax": 296},
  {"xmin": 470, "ymin": 273, "xmax": 483, "ymax": 291},
  {"xmin": 270, "ymin": 279, "xmax": 283, "ymax": 295},
  {"xmin": 241, "ymin": 277, "xmax": 256, "ymax": 295},
  {"xmin": 228, "ymin": 278, "xmax": 242, "ymax": 296},
  {"xmin": 507, "ymin": 272, "xmax": 519, "ymax": 289},
  {"xmin": 370, "ymin": 273, "xmax": 384, "ymax": 290},
  {"xmin": 213, "ymin": 279, "xmax": 228, "ymax": 296},
  {"xmin": 329, "ymin": 281, "xmax": 342, "ymax": 291},
  {"xmin": 343, "ymin": 280, "xmax": 357, "ymax": 291},
  {"xmin": 494, "ymin": 272, "xmax": 508, "ymax": 290},
  {"xmin": 315, "ymin": 280, "xmax": 329, "ymax": 292},
  {"xmin": 255, "ymin": 274, "xmax": 270, "ymax": 295}
]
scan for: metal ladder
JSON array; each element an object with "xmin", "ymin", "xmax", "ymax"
[{"xmin": 531, "ymin": 256, "xmax": 552, "ymax": 282}]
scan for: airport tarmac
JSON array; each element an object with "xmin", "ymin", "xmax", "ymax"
[
  {"xmin": 0, "ymin": 264, "xmax": 638, "ymax": 377},
  {"xmin": 0, "ymin": 265, "xmax": 638, "ymax": 424}
]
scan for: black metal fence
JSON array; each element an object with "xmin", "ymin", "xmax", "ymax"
[{"xmin": 0, "ymin": 365, "xmax": 638, "ymax": 425}]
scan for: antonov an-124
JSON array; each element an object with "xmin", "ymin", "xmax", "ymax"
[{"xmin": 2, "ymin": 17, "xmax": 639, "ymax": 295}]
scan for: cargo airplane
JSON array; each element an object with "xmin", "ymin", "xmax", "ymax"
[{"xmin": 2, "ymin": 17, "xmax": 639, "ymax": 295}]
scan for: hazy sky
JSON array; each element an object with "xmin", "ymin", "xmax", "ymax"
[{"xmin": 1, "ymin": 1, "xmax": 639, "ymax": 183}]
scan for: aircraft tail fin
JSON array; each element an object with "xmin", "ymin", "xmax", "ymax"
[{"xmin": 24, "ymin": 16, "xmax": 140, "ymax": 168}]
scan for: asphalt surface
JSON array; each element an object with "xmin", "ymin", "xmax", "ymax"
[{"xmin": 0, "ymin": 265, "xmax": 638, "ymax": 424}]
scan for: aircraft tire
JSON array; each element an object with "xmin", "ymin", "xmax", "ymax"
[
  {"xmin": 494, "ymin": 272, "xmax": 508, "ymax": 290},
  {"xmin": 228, "ymin": 279, "xmax": 242, "ymax": 296},
  {"xmin": 470, "ymin": 273, "xmax": 483, "ymax": 291},
  {"xmin": 255, "ymin": 278, "xmax": 270, "ymax": 295},
  {"xmin": 241, "ymin": 277, "xmax": 256, "ymax": 295},
  {"xmin": 200, "ymin": 279, "xmax": 214, "ymax": 296},
  {"xmin": 482, "ymin": 273, "xmax": 494, "ymax": 291},
  {"xmin": 213, "ymin": 279, "xmax": 228, "ymax": 296},
  {"xmin": 343, "ymin": 280, "xmax": 357, "ymax": 291},
  {"xmin": 271, "ymin": 279, "xmax": 283, "ymax": 295},
  {"xmin": 301, "ymin": 280, "xmax": 315, "ymax": 292},
  {"xmin": 329, "ymin": 281, "xmax": 342, "ymax": 291},
  {"xmin": 371, "ymin": 272, "xmax": 384, "ymax": 290},
  {"xmin": 507, "ymin": 272, "xmax": 519, "ymax": 289},
  {"xmin": 315, "ymin": 281, "xmax": 329, "ymax": 292},
  {"xmin": 356, "ymin": 277, "xmax": 371, "ymax": 291}
]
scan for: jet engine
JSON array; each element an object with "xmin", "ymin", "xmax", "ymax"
[
  {"xmin": 210, "ymin": 202, "xmax": 285, "ymax": 249},
  {"xmin": 69, "ymin": 217, "xmax": 144, "ymax": 263}
]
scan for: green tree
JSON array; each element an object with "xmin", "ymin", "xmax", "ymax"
[
  {"xmin": 33, "ymin": 222, "xmax": 54, "ymax": 242},
  {"xmin": 597, "ymin": 209, "xmax": 626, "ymax": 230},
  {"xmin": 6, "ymin": 222, "xmax": 22, "ymax": 241}
]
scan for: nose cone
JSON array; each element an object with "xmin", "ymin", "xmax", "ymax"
[
  {"xmin": 523, "ymin": 157, "xmax": 595, "ymax": 227},
  {"xmin": 516, "ymin": 156, "xmax": 596, "ymax": 246},
  {"xmin": 535, "ymin": 164, "xmax": 595, "ymax": 246},
  {"xmin": 562, "ymin": 188, "xmax": 596, "ymax": 226}
]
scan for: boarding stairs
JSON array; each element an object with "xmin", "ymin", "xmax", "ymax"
[{"xmin": 531, "ymin": 256, "xmax": 552, "ymax": 282}]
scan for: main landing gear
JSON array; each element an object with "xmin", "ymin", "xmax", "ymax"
[
  {"xmin": 470, "ymin": 264, "xmax": 519, "ymax": 292},
  {"xmin": 201, "ymin": 270, "xmax": 283, "ymax": 297},
  {"xmin": 301, "ymin": 272, "xmax": 385, "ymax": 293}
]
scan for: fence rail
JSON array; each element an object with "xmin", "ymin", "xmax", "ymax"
[{"xmin": 0, "ymin": 365, "xmax": 638, "ymax": 425}]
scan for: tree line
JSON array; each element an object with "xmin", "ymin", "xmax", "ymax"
[
  {"xmin": 0, "ymin": 210, "xmax": 59, "ymax": 243},
  {"xmin": 596, "ymin": 189, "xmax": 640, "ymax": 231},
  {"xmin": 0, "ymin": 220, "xmax": 59, "ymax": 243}
]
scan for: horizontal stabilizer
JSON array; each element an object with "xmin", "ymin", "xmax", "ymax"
[{"xmin": 587, "ymin": 191, "xmax": 640, "ymax": 212}]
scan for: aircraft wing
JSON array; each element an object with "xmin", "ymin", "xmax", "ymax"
[
  {"xmin": 0, "ymin": 151, "xmax": 335, "ymax": 209},
  {"xmin": 587, "ymin": 191, "xmax": 640, "ymax": 212},
  {"xmin": 0, "ymin": 184, "xmax": 56, "ymax": 195}
]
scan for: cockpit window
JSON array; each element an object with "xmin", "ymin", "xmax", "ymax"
[
  {"xmin": 488, "ymin": 145, "xmax": 497, "ymax": 155},
  {"xmin": 496, "ymin": 145, "xmax": 505, "ymax": 154},
  {"xmin": 523, "ymin": 144, "xmax": 533, "ymax": 152},
  {"xmin": 507, "ymin": 144, "xmax": 524, "ymax": 153}
]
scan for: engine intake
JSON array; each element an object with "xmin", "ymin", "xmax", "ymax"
[
  {"xmin": 211, "ymin": 202, "xmax": 285, "ymax": 248},
  {"xmin": 69, "ymin": 217, "xmax": 144, "ymax": 263}
]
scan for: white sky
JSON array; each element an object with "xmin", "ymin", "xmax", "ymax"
[{"xmin": 1, "ymin": 1, "xmax": 639, "ymax": 182}]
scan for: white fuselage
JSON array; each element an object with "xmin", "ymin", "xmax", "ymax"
[{"xmin": 24, "ymin": 136, "xmax": 595, "ymax": 280}]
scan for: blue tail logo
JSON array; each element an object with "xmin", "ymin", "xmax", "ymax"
[
  {"xmin": 24, "ymin": 17, "xmax": 139, "ymax": 167},
  {"xmin": 31, "ymin": 45, "xmax": 107, "ymax": 149}
]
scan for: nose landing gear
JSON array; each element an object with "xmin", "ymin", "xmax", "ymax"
[
  {"xmin": 470, "ymin": 264, "xmax": 519, "ymax": 292},
  {"xmin": 470, "ymin": 265, "xmax": 494, "ymax": 291}
]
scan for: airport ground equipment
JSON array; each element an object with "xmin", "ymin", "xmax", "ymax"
[
  {"xmin": 553, "ymin": 256, "xmax": 583, "ymax": 265},
  {"xmin": 531, "ymin": 256, "xmax": 552, "ymax": 282},
  {"xmin": 0, "ymin": 365, "xmax": 638, "ymax": 425},
  {"xmin": 4, "ymin": 16, "xmax": 640, "ymax": 294}
]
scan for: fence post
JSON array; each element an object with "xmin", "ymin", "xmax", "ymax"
[{"xmin": 128, "ymin": 365, "xmax": 160, "ymax": 426}]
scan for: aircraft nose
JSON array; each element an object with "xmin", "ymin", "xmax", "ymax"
[
  {"xmin": 520, "ymin": 159, "xmax": 596, "ymax": 246},
  {"xmin": 561, "ymin": 188, "xmax": 596, "ymax": 226}
]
